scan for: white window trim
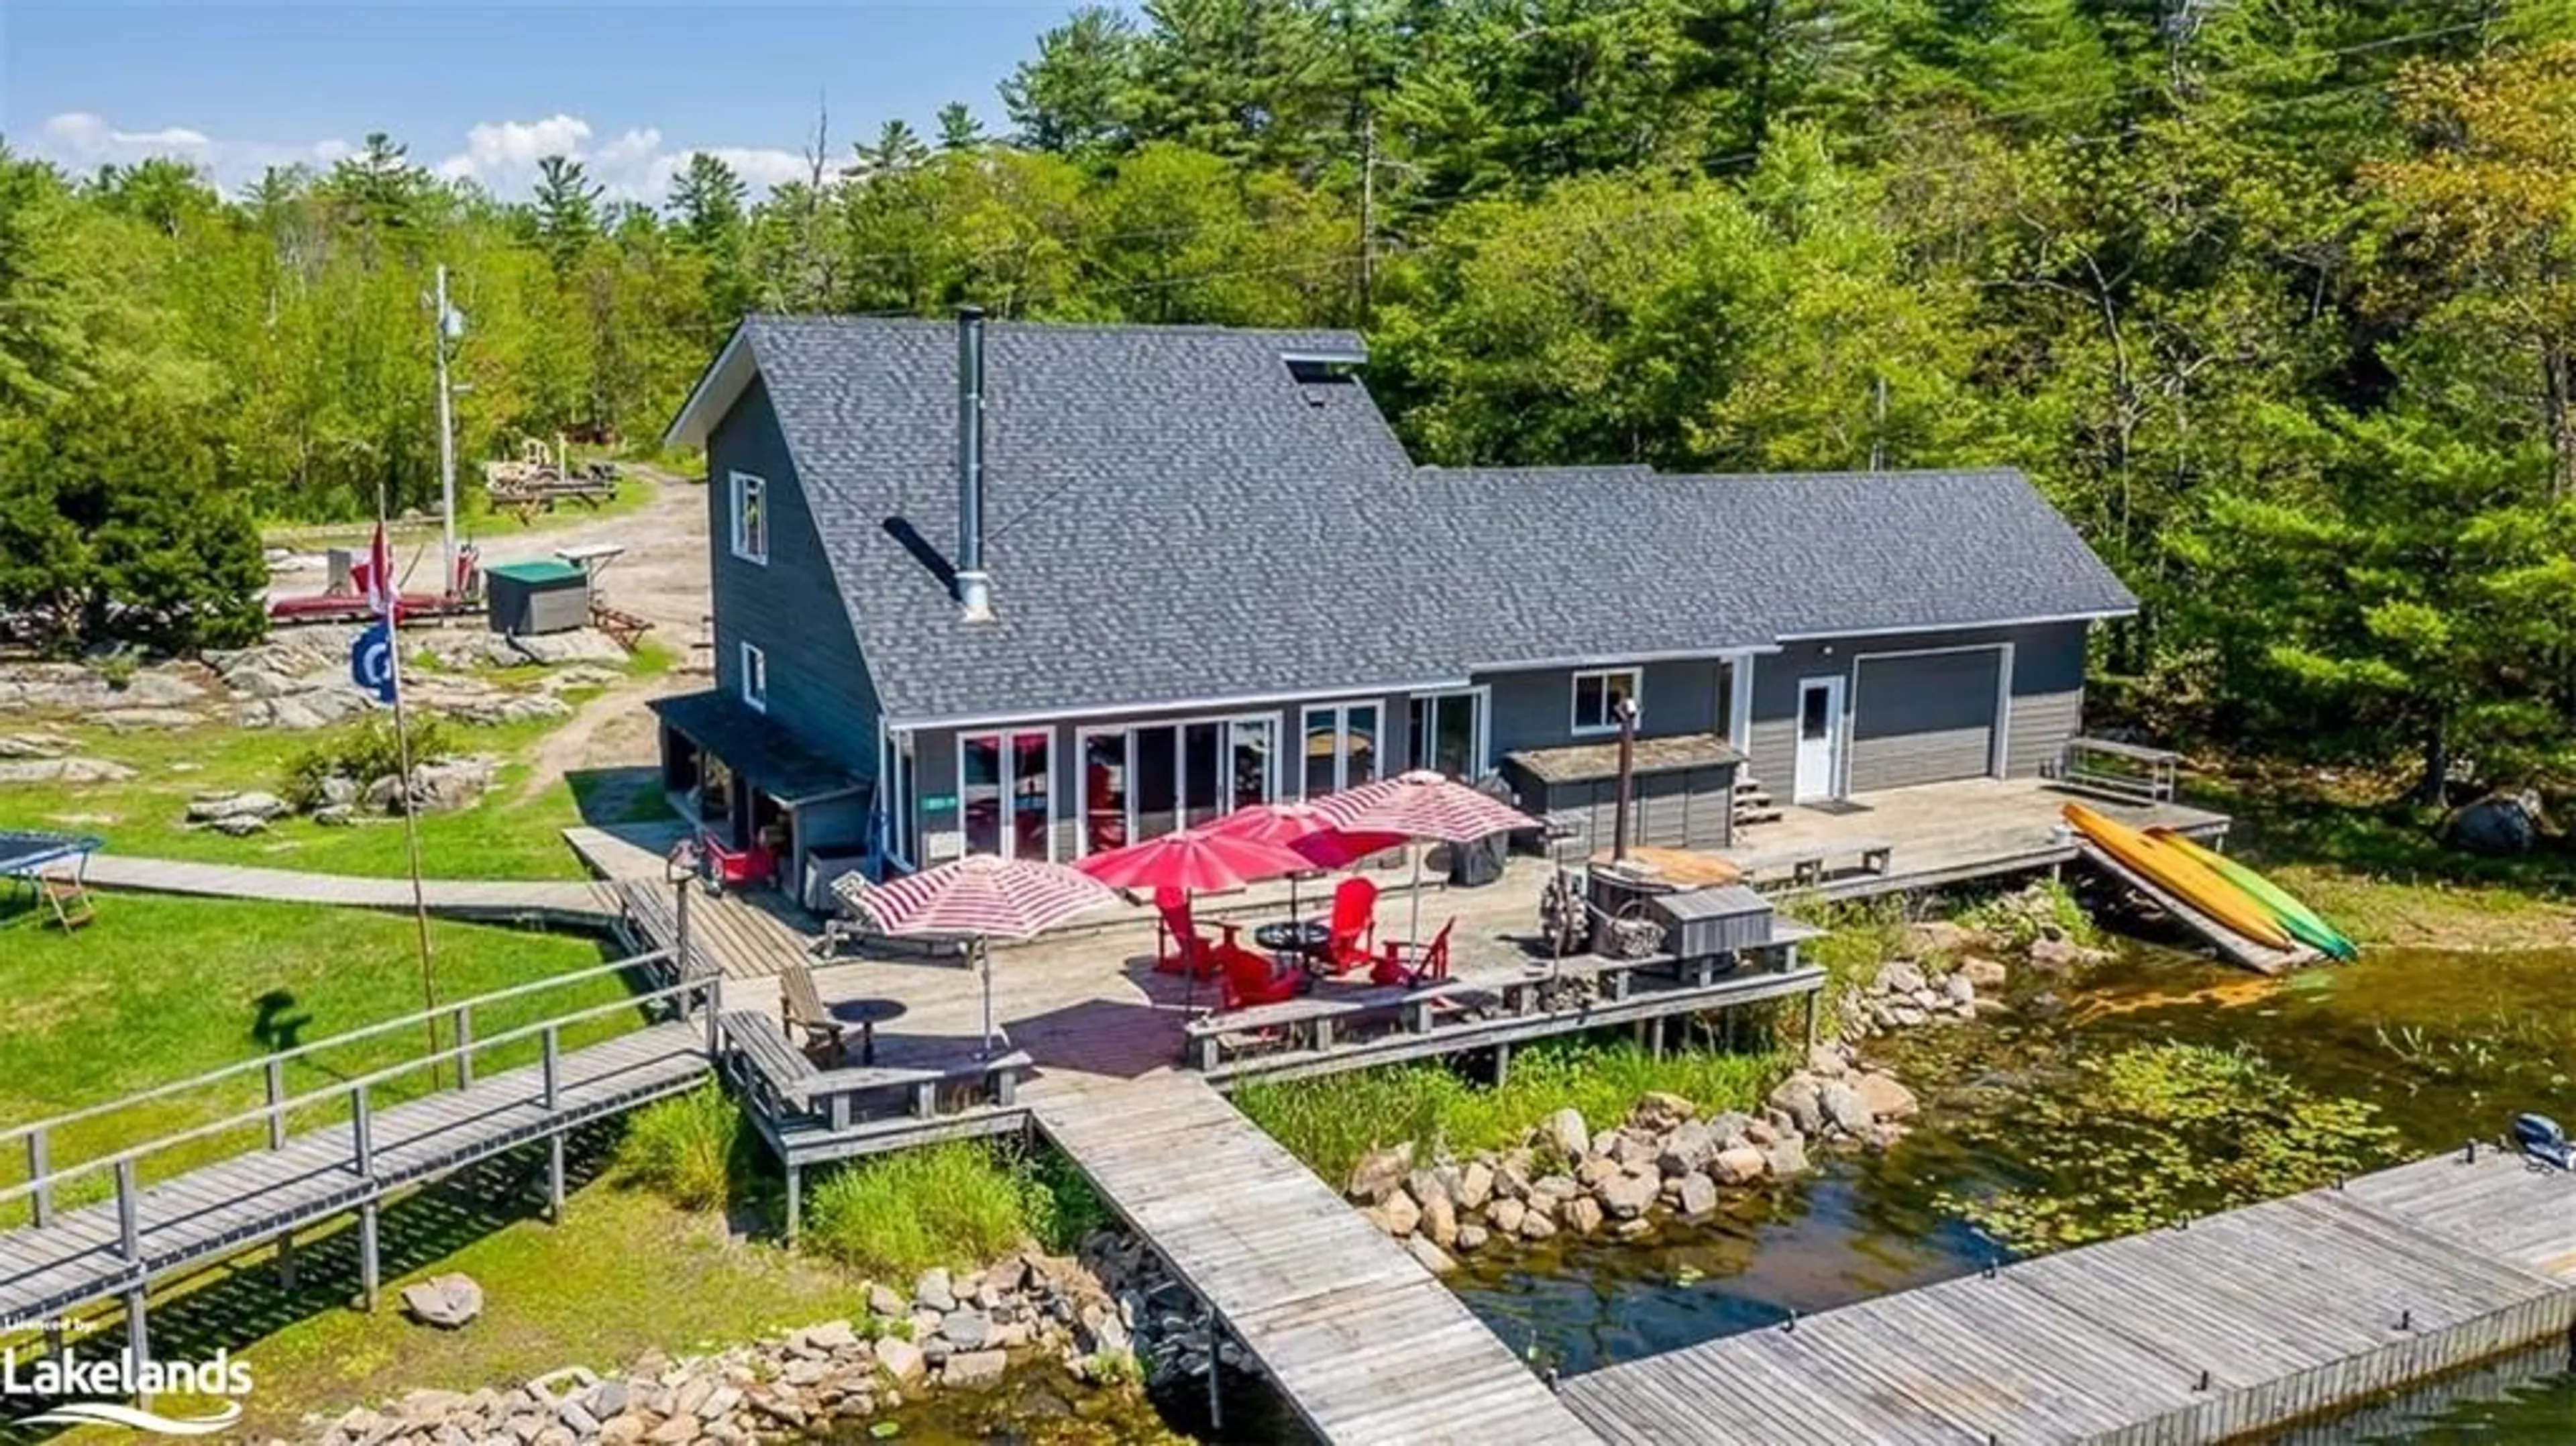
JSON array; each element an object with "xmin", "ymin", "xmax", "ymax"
[
  {"xmin": 1408, "ymin": 686, "xmax": 1492, "ymax": 777},
  {"xmin": 1069, "ymin": 711, "xmax": 1285, "ymax": 854},
  {"xmin": 1847, "ymin": 641, "xmax": 2015, "ymax": 782},
  {"xmin": 957, "ymin": 727, "xmax": 1060, "ymax": 863},
  {"xmin": 1568, "ymin": 667, "xmax": 1644, "ymax": 737},
  {"xmin": 876, "ymin": 722, "xmax": 916, "ymax": 873},
  {"xmin": 739, "ymin": 641, "xmax": 768, "ymax": 713},
  {"xmin": 729, "ymin": 470, "xmax": 768, "ymax": 565},
  {"xmin": 1298, "ymin": 700, "xmax": 1385, "ymax": 801},
  {"xmin": 1074, "ymin": 723, "xmax": 1134, "ymax": 858}
]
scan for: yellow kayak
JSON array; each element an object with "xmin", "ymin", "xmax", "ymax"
[{"xmin": 2062, "ymin": 803, "xmax": 2296, "ymax": 951}]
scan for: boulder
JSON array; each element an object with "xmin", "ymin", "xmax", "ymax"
[
  {"xmin": 0, "ymin": 757, "xmax": 136, "ymax": 784},
  {"xmin": 1404, "ymin": 1235, "xmax": 1458, "ymax": 1275},
  {"xmin": 1371, "ymin": 1188, "xmax": 1422, "ymax": 1239},
  {"xmin": 313, "ymin": 804, "xmax": 357, "ymax": 827},
  {"xmin": 1488, "ymin": 1197, "xmax": 1527, "ymax": 1235},
  {"xmin": 1768, "ymin": 1075, "xmax": 1825, "ymax": 1135},
  {"xmin": 1743, "ymin": 1119, "xmax": 1777, "ymax": 1146},
  {"xmin": 1419, "ymin": 1188, "xmax": 1458, "ymax": 1249},
  {"xmin": 941, "ymin": 1350, "xmax": 1008, "ymax": 1390},
  {"xmin": 1575, "ymin": 1153, "xmax": 1621, "ymax": 1189},
  {"xmin": 1544, "ymin": 1106, "xmax": 1590, "ymax": 1162},
  {"xmin": 1346, "ymin": 1143, "xmax": 1413, "ymax": 1203},
  {"xmin": 1878, "ymin": 959, "xmax": 1928, "ymax": 996},
  {"xmin": 1454, "ymin": 1224, "xmax": 1490, "ymax": 1253},
  {"xmin": 2447, "ymin": 790, "xmax": 2543, "ymax": 856},
  {"xmin": 1760, "ymin": 1133, "xmax": 1809, "ymax": 1178},
  {"xmin": 1677, "ymin": 1172, "xmax": 1719, "ymax": 1217},
  {"xmin": 1627, "ymin": 1091, "xmax": 1697, "ymax": 1134},
  {"xmin": 2028, "ymin": 937, "xmax": 2085, "ymax": 972},
  {"xmin": 1608, "ymin": 1129, "xmax": 1663, "ymax": 1172},
  {"xmin": 0, "ymin": 731, "xmax": 70, "ymax": 758},
  {"xmin": 1517, "ymin": 1210, "xmax": 1558, "ymax": 1241},
  {"xmin": 866, "ymin": 1283, "xmax": 906, "ymax": 1319},
  {"xmin": 938, "ymin": 1310, "xmax": 990, "ymax": 1349},
  {"xmin": 1597, "ymin": 1170, "xmax": 1659, "ymax": 1221},
  {"xmin": 1711, "ymin": 1145, "xmax": 1768, "ymax": 1185},
  {"xmin": 1820, "ymin": 1080, "xmax": 1874, "ymax": 1135},
  {"xmin": 187, "ymin": 790, "xmax": 288, "ymax": 823},
  {"xmin": 1529, "ymin": 1174, "xmax": 1580, "ymax": 1204},
  {"xmin": 1805, "ymin": 1042, "xmax": 1851, "ymax": 1079},
  {"xmin": 1454, "ymin": 1159, "xmax": 1495, "ymax": 1211},
  {"xmin": 914, "ymin": 1268, "xmax": 957, "ymax": 1313},
  {"xmin": 873, "ymin": 1337, "xmax": 926, "ymax": 1386},
  {"xmin": 1960, "ymin": 956, "xmax": 2009, "ymax": 989},
  {"xmin": 97, "ymin": 707, "xmax": 201, "ymax": 732},
  {"xmin": 1564, "ymin": 1196, "xmax": 1605, "ymax": 1235},
  {"xmin": 1852, "ymin": 1072, "xmax": 1919, "ymax": 1123},
  {"xmin": 1943, "ymin": 973, "xmax": 1976, "ymax": 1006},
  {"xmin": 1907, "ymin": 919, "xmax": 1978, "ymax": 957},
  {"xmin": 401, "ymin": 1273, "xmax": 484, "ymax": 1329},
  {"xmin": 1657, "ymin": 1121, "xmax": 1721, "ymax": 1177},
  {"xmin": 645, "ymin": 1414, "xmax": 700, "ymax": 1443},
  {"xmin": 211, "ymin": 814, "xmax": 269, "ymax": 837}
]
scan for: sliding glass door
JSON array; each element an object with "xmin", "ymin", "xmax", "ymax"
[
  {"xmin": 959, "ymin": 729, "xmax": 1055, "ymax": 861},
  {"xmin": 1407, "ymin": 689, "xmax": 1489, "ymax": 779},
  {"xmin": 1301, "ymin": 702, "xmax": 1380, "ymax": 798},
  {"xmin": 1073, "ymin": 713, "xmax": 1279, "ymax": 854}
]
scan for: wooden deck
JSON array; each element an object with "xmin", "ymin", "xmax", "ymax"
[
  {"xmin": 1034, "ymin": 1075, "xmax": 1595, "ymax": 1446},
  {"xmin": 82, "ymin": 853, "xmax": 622, "ymax": 929},
  {"xmin": 1727, "ymin": 776, "xmax": 2230, "ymax": 900},
  {"xmin": 0, "ymin": 1023, "xmax": 708, "ymax": 1332},
  {"xmin": 1558, "ymin": 1148, "xmax": 2576, "ymax": 1445}
]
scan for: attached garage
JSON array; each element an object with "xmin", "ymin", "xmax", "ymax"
[{"xmin": 1848, "ymin": 647, "xmax": 2006, "ymax": 792}]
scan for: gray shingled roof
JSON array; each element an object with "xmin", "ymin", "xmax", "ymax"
[{"xmin": 718, "ymin": 315, "xmax": 2134, "ymax": 724}]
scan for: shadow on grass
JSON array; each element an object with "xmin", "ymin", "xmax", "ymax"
[
  {"xmin": 566, "ymin": 768, "xmax": 677, "ymax": 830},
  {"xmin": 0, "ymin": 1125, "xmax": 627, "ymax": 1445},
  {"xmin": 2204, "ymin": 774, "xmax": 2573, "ymax": 900}
]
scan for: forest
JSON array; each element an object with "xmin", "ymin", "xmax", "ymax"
[{"xmin": 0, "ymin": 0, "xmax": 2571, "ymax": 794}]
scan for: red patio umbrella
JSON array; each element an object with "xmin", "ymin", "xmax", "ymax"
[
  {"xmin": 1313, "ymin": 769, "xmax": 1542, "ymax": 944},
  {"xmin": 1208, "ymin": 802, "xmax": 1409, "ymax": 915},
  {"xmin": 853, "ymin": 854, "xmax": 1118, "ymax": 1056},
  {"xmin": 1075, "ymin": 825, "xmax": 1316, "ymax": 1008}
]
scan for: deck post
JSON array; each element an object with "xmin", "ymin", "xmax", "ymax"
[
  {"xmin": 358, "ymin": 1202, "xmax": 380, "ymax": 1311},
  {"xmin": 542, "ymin": 1026, "xmax": 561, "ymax": 1110},
  {"xmin": 452, "ymin": 1006, "xmax": 475, "ymax": 1088},
  {"xmin": 264, "ymin": 1057, "xmax": 287, "ymax": 1150},
  {"xmin": 123, "ymin": 1287, "xmax": 150, "ymax": 1399},
  {"xmin": 705, "ymin": 968, "xmax": 723, "ymax": 1055},
  {"xmin": 547, "ymin": 1134, "xmax": 566, "ymax": 1222},
  {"xmin": 28, "ymin": 1127, "xmax": 51, "ymax": 1227},
  {"xmin": 275, "ymin": 1229, "xmax": 298, "ymax": 1291},
  {"xmin": 352, "ymin": 1084, "xmax": 374, "ymax": 1177},
  {"xmin": 1493, "ymin": 1041, "xmax": 1511, "ymax": 1086},
  {"xmin": 1203, "ymin": 1306, "xmax": 1224, "ymax": 1433},
  {"xmin": 784, "ymin": 1163, "xmax": 802, "ymax": 1247},
  {"xmin": 1803, "ymin": 990, "xmax": 1819, "ymax": 1051},
  {"xmin": 114, "ymin": 1158, "xmax": 140, "ymax": 1259}
]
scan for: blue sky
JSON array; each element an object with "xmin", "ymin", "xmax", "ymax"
[{"xmin": 3, "ymin": 1, "xmax": 1102, "ymax": 199}]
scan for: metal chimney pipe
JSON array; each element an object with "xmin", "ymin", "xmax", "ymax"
[{"xmin": 955, "ymin": 305, "xmax": 994, "ymax": 622}]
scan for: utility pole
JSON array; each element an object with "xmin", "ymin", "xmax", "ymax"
[{"xmin": 431, "ymin": 265, "xmax": 460, "ymax": 598}]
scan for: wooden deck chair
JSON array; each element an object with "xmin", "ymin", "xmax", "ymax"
[
  {"xmin": 1220, "ymin": 943, "xmax": 1304, "ymax": 1013},
  {"xmin": 1319, "ymin": 876, "xmax": 1380, "ymax": 976},
  {"xmin": 39, "ymin": 864, "xmax": 95, "ymax": 931},
  {"xmin": 779, "ymin": 964, "xmax": 846, "ymax": 1063},
  {"xmin": 1154, "ymin": 888, "xmax": 1239, "ymax": 978},
  {"xmin": 1372, "ymin": 919, "xmax": 1455, "ymax": 988}
]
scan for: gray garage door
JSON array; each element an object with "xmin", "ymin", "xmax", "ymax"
[{"xmin": 1849, "ymin": 649, "xmax": 2002, "ymax": 792}]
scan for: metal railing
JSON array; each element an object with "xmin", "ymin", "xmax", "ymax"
[
  {"xmin": 3, "ymin": 948, "xmax": 704, "ymax": 1231},
  {"xmin": 2054, "ymin": 736, "xmax": 2182, "ymax": 805}
]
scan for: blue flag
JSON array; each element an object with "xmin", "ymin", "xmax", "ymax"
[{"xmin": 350, "ymin": 621, "xmax": 398, "ymax": 703}]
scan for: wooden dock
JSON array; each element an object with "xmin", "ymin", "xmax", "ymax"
[
  {"xmin": 2074, "ymin": 841, "xmax": 2320, "ymax": 974},
  {"xmin": 82, "ymin": 853, "xmax": 622, "ymax": 930},
  {"xmin": 1033, "ymin": 1075, "xmax": 1596, "ymax": 1446},
  {"xmin": 1558, "ymin": 1148, "xmax": 2576, "ymax": 1445}
]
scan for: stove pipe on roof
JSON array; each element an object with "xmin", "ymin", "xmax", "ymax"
[{"xmin": 955, "ymin": 305, "xmax": 994, "ymax": 623}]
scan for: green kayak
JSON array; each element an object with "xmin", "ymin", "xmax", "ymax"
[{"xmin": 2149, "ymin": 829, "xmax": 2358, "ymax": 961}]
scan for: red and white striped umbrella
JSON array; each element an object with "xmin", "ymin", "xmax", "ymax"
[
  {"xmin": 1311, "ymin": 770, "xmax": 1540, "ymax": 943},
  {"xmin": 853, "ymin": 854, "xmax": 1117, "ymax": 1055}
]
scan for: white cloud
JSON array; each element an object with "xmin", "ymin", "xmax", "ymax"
[{"xmin": 28, "ymin": 109, "xmax": 806, "ymax": 206}]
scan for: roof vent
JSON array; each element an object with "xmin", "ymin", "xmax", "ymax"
[{"xmin": 955, "ymin": 306, "xmax": 994, "ymax": 623}]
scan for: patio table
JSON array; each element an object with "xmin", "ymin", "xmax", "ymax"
[{"xmin": 1252, "ymin": 919, "xmax": 1330, "ymax": 970}]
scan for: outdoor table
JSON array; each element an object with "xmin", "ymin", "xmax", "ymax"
[
  {"xmin": 835, "ymin": 999, "xmax": 906, "ymax": 1067},
  {"xmin": 1253, "ymin": 919, "xmax": 1330, "ymax": 970}
]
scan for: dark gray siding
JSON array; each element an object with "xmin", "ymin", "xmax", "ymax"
[
  {"xmin": 1849, "ymin": 649, "xmax": 2002, "ymax": 791},
  {"xmin": 708, "ymin": 377, "xmax": 882, "ymax": 783},
  {"xmin": 1510, "ymin": 764, "xmax": 1736, "ymax": 853},
  {"xmin": 1745, "ymin": 623, "xmax": 2091, "ymax": 796},
  {"xmin": 1481, "ymin": 659, "xmax": 1730, "ymax": 760}
]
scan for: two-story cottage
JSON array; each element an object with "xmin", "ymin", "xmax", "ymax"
[{"xmin": 654, "ymin": 311, "xmax": 2135, "ymax": 895}]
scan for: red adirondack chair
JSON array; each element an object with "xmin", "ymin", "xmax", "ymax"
[
  {"xmin": 1318, "ymin": 876, "xmax": 1380, "ymax": 976},
  {"xmin": 1155, "ymin": 888, "xmax": 1239, "ymax": 978},
  {"xmin": 1372, "ymin": 919, "xmax": 1455, "ymax": 988},
  {"xmin": 1222, "ymin": 943, "xmax": 1305, "ymax": 1011}
]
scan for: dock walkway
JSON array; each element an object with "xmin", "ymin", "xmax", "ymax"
[
  {"xmin": 82, "ymin": 853, "xmax": 621, "ymax": 929},
  {"xmin": 1032, "ymin": 1075, "xmax": 1595, "ymax": 1446},
  {"xmin": 1559, "ymin": 1149, "xmax": 2576, "ymax": 1445}
]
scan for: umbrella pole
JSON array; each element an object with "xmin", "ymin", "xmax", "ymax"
[
  {"xmin": 1408, "ymin": 843, "xmax": 1425, "ymax": 947},
  {"xmin": 979, "ymin": 936, "xmax": 995, "ymax": 1059},
  {"xmin": 1181, "ymin": 890, "xmax": 1197, "ymax": 1015}
]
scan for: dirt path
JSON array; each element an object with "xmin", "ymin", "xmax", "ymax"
[{"xmin": 515, "ymin": 670, "xmax": 690, "ymax": 809}]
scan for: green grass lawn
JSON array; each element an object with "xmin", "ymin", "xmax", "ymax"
[
  {"xmin": 0, "ymin": 894, "xmax": 634, "ymax": 1206},
  {"xmin": 259, "ymin": 472, "xmax": 667, "ymax": 550}
]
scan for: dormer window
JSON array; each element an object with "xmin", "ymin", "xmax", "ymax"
[{"xmin": 731, "ymin": 471, "xmax": 767, "ymax": 564}]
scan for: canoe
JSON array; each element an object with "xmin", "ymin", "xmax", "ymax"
[
  {"xmin": 2147, "ymin": 828, "xmax": 2358, "ymax": 961},
  {"xmin": 2061, "ymin": 803, "xmax": 2297, "ymax": 951}
]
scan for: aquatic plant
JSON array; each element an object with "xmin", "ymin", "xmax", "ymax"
[{"xmin": 1933, "ymin": 1042, "xmax": 2404, "ymax": 1252}]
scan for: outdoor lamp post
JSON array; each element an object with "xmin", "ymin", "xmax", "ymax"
[
  {"xmin": 666, "ymin": 838, "xmax": 710, "ymax": 1035},
  {"xmin": 1611, "ymin": 692, "xmax": 1640, "ymax": 864}
]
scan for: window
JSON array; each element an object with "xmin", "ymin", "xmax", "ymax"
[
  {"xmin": 1075, "ymin": 713, "xmax": 1283, "ymax": 852},
  {"xmin": 1570, "ymin": 668, "xmax": 1641, "ymax": 734},
  {"xmin": 1407, "ymin": 689, "xmax": 1489, "ymax": 778},
  {"xmin": 959, "ymin": 729, "xmax": 1055, "ymax": 862},
  {"xmin": 878, "ymin": 729, "xmax": 919, "ymax": 869},
  {"xmin": 739, "ymin": 642, "xmax": 768, "ymax": 713},
  {"xmin": 1301, "ymin": 703, "xmax": 1379, "ymax": 798},
  {"xmin": 729, "ymin": 471, "xmax": 767, "ymax": 564}
]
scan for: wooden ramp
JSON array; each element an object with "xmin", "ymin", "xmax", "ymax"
[
  {"xmin": 2073, "ymin": 841, "xmax": 2318, "ymax": 974},
  {"xmin": 0, "ymin": 1024, "xmax": 709, "ymax": 1329},
  {"xmin": 1558, "ymin": 1149, "xmax": 2576, "ymax": 1446},
  {"xmin": 1032, "ymin": 1076, "xmax": 1599, "ymax": 1446},
  {"xmin": 82, "ymin": 854, "xmax": 621, "ymax": 930}
]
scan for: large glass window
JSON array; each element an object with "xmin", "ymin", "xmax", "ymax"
[
  {"xmin": 1570, "ymin": 668, "xmax": 1640, "ymax": 733},
  {"xmin": 1134, "ymin": 727, "xmax": 1179, "ymax": 839},
  {"xmin": 1301, "ymin": 703, "xmax": 1379, "ymax": 798},
  {"xmin": 1229, "ymin": 718, "xmax": 1275, "ymax": 810},
  {"xmin": 961, "ymin": 733, "xmax": 1004, "ymax": 857},
  {"xmin": 1080, "ymin": 732, "xmax": 1129, "ymax": 855},
  {"xmin": 1407, "ymin": 690, "xmax": 1487, "ymax": 778},
  {"xmin": 958, "ymin": 729, "xmax": 1055, "ymax": 861},
  {"xmin": 1011, "ymin": 732, "xmax": 1052, "ymax": 861},
  {"xmin": 1182, "ymin": 723, "xmax": 1220, "ymax": 828}
]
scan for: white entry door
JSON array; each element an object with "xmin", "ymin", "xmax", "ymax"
[{"xmin": 1794, "ymin": 676, "xmax": 1846, "ymax": 803}]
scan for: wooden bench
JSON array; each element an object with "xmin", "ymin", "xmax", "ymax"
[
  {"xmin": 1725, "ymin": 838, "xmax": 1894, "ymax": 888},
  {"xmin": 720, "ymin": 1010, "xmax": 1030, "ymax": 1131},
  {"xmin": 1469, "ymin": 951, "xmax": 1675, "ymax": 1013},
  {"xmin": 1181, "ymin": 980, "xmax": 1479, "ymax": 1071}
]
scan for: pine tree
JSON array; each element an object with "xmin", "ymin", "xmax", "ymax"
[
  {"xmin": 531, "ymin": 154, "xmax": 604, "ymax": 273},
  {"xmin": 1003, "ymin": 5, "xmax": 1143, "ymax": 153},
  {"xmin": 936, "ymin": 102, "xmax": 989, "ymax": 152}
]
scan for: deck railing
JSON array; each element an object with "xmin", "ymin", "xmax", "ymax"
[
  {"xmin": 1, "ymin": 948, "xmax": 699, "ymax": 1230},
  {"xmin": 2053, "ymin": 736, "xmax": 2182, "ymax": 805}
]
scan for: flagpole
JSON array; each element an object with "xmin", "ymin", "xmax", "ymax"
[{"xmin": 379, "ymin": 481, "xmax": 441, "ymax": 1086}]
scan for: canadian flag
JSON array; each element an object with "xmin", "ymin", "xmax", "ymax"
[{"xmin": 363, "ymin": 521, "xmax": 396, "ymax": 619}]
